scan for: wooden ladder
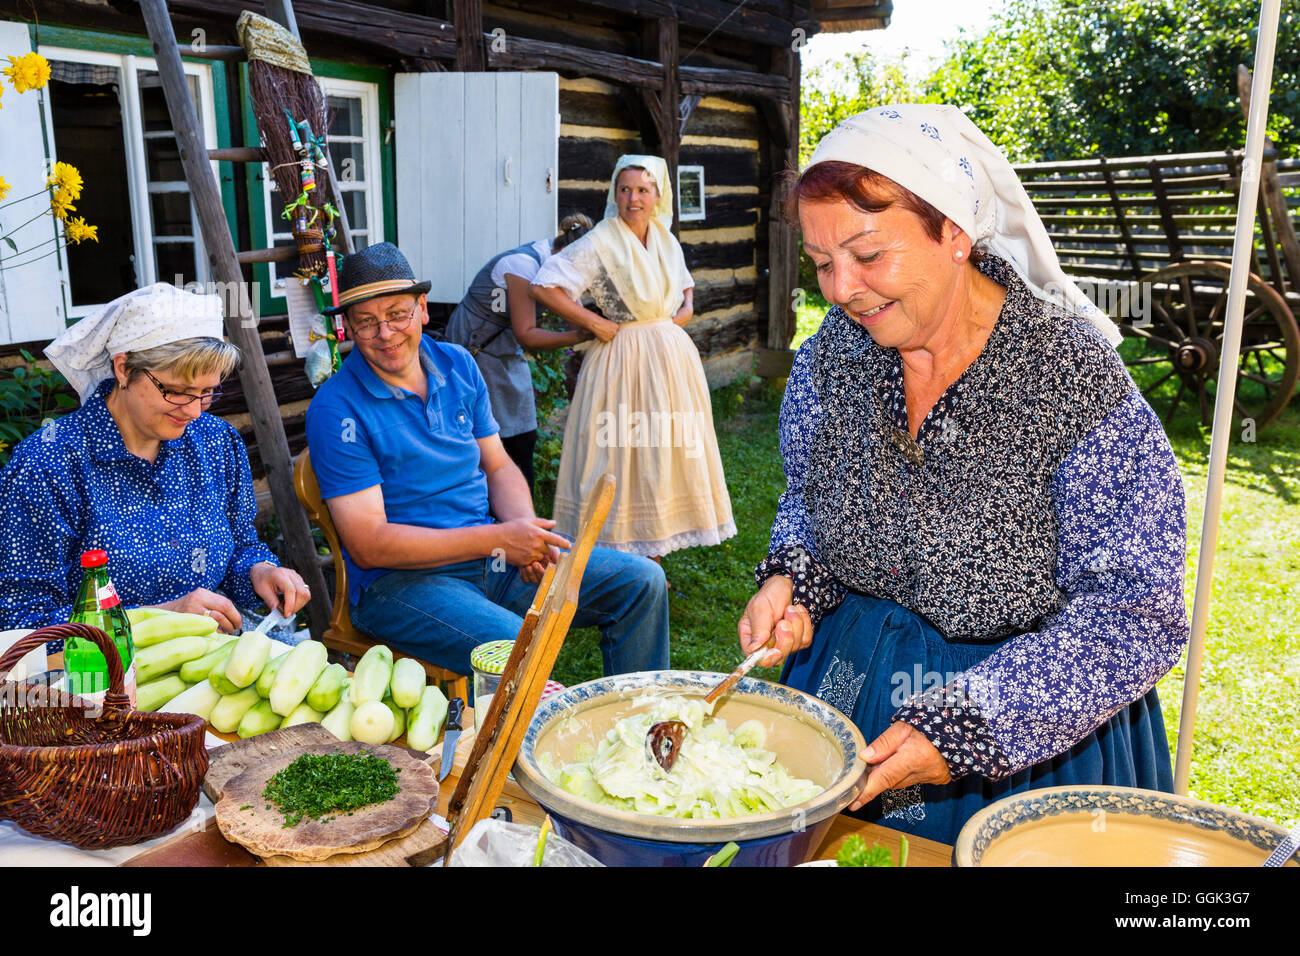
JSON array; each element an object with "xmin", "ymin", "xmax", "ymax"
[{"xmin": 137, "ymin": 0, "xmax": 354, "ymax": 638}]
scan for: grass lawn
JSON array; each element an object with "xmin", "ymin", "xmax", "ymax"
[{"xmin": 545, "ymin": 292, "xmax": 1300, "ymax": 830}]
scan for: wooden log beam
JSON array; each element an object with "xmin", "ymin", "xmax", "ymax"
[
  {"xmin": 139, "ymin": 0, "xmax": 332, "ymax": 639},
  {"xmin": 454, "ymin": 0, "xmax": 485, "ymax": 71},
  {"xmin": 208, "ymin": 146, "xmax": 267, "ymax": 162},
  {"xmin": 764, "ymin": 44, "xmax": 799, "ymax": 352},
  {"xmin": 486, "ymin": 35, "xmax": 662, "ymax": 87},
  {"xmin": 680, "ymin": 65, "xmax": 791, "ymax": 101},
  {"xmin": 167, "ymin": 0, "xmax": 458, "ymax": 60}
]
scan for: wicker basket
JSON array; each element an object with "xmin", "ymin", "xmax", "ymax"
[{"xmin": 0, "ymin": 623, "xmax": 209, "ymax": 850}]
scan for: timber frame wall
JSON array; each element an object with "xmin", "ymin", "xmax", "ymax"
[{"xmin": 11, "ymin": 1, "xmax": 891, "ymax": 485}]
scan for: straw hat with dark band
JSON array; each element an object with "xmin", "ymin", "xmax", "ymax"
[{"xmin": 325, "ymin": 242, "xmax": 432, "ymax": 316}]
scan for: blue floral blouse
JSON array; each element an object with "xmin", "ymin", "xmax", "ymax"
[
  {"xmin": 0, "ymin": 379, "xmax": 277, "ymax": 647},
  {"xmin": 757, "ymin": 256, "xmax": 1190, "ymax": 779}
]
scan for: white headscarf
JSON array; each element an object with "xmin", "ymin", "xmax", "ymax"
[
  {"xmin": 589, "ymin": 154, "xmax": 688, "ymax": 322},
  {"xmin": 603, "ymin": 155, "xmax": 674, "ymax": 230},
  {"xmin": 807, "ymin": 104, "xmax": 1122, "ymax": 346},
  {"xmin": 46, "ymin": 283, "xmax": 226, "ymax": 402}
]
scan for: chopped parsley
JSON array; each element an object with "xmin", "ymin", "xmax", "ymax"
[
  {"xmin": 262, "ymin": 750, "xmax": 401, "ymax": 828},
  {"xmin": 836, "ymin": 834, "xmax": 908, "ymax": 867}
]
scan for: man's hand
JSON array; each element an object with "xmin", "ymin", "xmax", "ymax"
[
  {"xmin": 249, "ymin": 561, "xmax": 312, "ymax": 616},
  {"xmin": 497, "ymin": 517, "xmax": 570, "ymax": 566},
  {"xmin": 847, "ymin": 722, "xmax": 952, "ymax": 811},
  {"xmin": 156, "ymin": 588, "xmax": 241, "ymax": 634},
  {"xmin": 737, "ymin": 575, "xmax": 813, "ymax": 668}
]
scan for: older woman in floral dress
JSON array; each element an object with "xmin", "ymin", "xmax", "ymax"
[{"xmin": 738, "ymin": 105, "xmax": 1189, "ymax": 846}]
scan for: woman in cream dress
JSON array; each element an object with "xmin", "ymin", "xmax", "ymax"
[{"xmin": 532, "ymin": 155, "xmax": 735, "ymax": 557}]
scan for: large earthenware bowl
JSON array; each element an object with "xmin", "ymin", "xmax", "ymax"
[
  {"xmin": 955, "ymin": 785, "xmax": 1299, "ymax": 866},
  {"xmin": 512, "ymin": 671, "xmax": 867, "ymax": 867}
]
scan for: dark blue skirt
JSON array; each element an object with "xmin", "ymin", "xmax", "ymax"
[{"xmin": 781, "ymin": 593, "xmax": 1174, "ymax": 848}]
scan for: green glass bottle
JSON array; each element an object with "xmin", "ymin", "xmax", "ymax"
[{"xmin": 65, "ymin": 549, "xmax": 137, "ymax": 705}]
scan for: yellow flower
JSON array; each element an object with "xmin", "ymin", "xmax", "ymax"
[
  {"xmin": 49, "ymin": 188, "xmax": 76, "ymax": 221},
  {"xmin": 0, "ymin": 175, "xmax": 10, "ymax": 202},
  {"xmin": 4, "ymin": 53, "xmax": 51, "ymax": 94},
  {"xmin": 46, "ymin": 162, "xmax": 83, "ymax": 201},
  {"xmin": 65, "ymin": 216, "xmax": 98, "ymax": 244}
]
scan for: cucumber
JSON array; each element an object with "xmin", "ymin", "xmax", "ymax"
[
  {"xmin": 320, "ymin": 685, "xmax": 355, "ymax": 741},
  {"xmin": 349, "ymin": 644, "xmax": 393, "ymax": 706},
  {"xmin": 179, "ymin": 638, "xmax": 239, "ymax": 683},
  {"xmin": 256, "ymin": 651, "xmax": 291, "ymax": 698},
  {"xmin": 224, "ymin": 631, "xmax": 272, "ymax": 689},
  {"xmin": 406, "ymin": 684, "xmax": 449, "ymax": 752},
  {"xmin": 209, "ymin": 666, "xmax": 243, "ymax": 696},
  {"xmin": 237, "ymin": 698, "xmax": 283, "ymax": 738},
  {"xmin": 281, "ymin": 701, "xmax": 325, "ymax": 728},
  {"xmin": 305, "ymin": 663, "xmax": 347, "ymax": 713},
  {"xmin": 349, "ymin": 699, "xmax": 394, "ymax": 745},
  {"xmin": 381, "ymin": 695, "xmax": 406, "ymax": 743},
  {"xmin": 125, "ymin": 607, "xmax": 170, "ymax": 626},
  {"xmin": 269, "ymin": 640, "xmax": 329, "ymax": 717},
  {"xmin": 389, "ymin": 658, "xmax": 426, "ymax": 709},
  {"xmin": 132, "ymin": 611, "xmax": 220, "ymax": 647},
  {"xmin": 134, "ymin": 634, "xmax": 211, "ymax": 684},
  {"xmin": 210, "ymin": 687, "xmax": 262, "ymax": 734},
  {"xmin": 136, "ymin": 674, "xmax": 189, "ymax": 712},
  {"xmin": 159, "ymin": 681, "xmax": 222, "ymax": 721}
]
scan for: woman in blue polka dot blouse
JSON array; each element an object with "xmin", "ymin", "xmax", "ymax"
[{"xmin": 0, "ymin": 284, "xmax": 312, "ymax": 640}]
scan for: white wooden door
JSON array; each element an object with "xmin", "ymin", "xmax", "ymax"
[
  {"xmin": 394, "ymin": 71, "xmax": 558, "ymax": 304},
  {"xmin": 0, "ymin": 21, "xmax": 68, "ymax": 344}
]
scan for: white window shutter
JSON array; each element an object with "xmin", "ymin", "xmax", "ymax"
[
  {"xmin": 0, "ymin": 21, "xmax": 68, "ymax": 345},
  {"xmin": 394, "ymin": 71, "xmax": 557, "ymax": 303}
]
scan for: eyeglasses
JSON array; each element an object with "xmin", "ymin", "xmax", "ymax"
[
  {"xmin": 348, "ymin": 310, "xmax": 416, "ymax": 340},
  {"xmin": 142, "ymin": 369, "xmax": 223, "ymax": 409}
]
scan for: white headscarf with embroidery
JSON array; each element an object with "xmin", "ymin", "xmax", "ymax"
[
  {"xmin": 589, "ymin": 154, "xmax": 688, "ymax": 322},
  {"xmin": 46, "ymin": 283, "xmax": 226, "ymax": 402},
  {"xmin": 807, "ymin": 104, "xmax": 1121, "ymax": 346}
]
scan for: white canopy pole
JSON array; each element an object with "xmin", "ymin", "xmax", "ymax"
[{"xmin": 1173, "ymin": 0, "xmax": 1282, "ymax": 794}]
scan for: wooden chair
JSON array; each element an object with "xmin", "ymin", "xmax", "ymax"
[{"xmin": 292, "ymin": 448, "xmax": 469, "ymax": 702}]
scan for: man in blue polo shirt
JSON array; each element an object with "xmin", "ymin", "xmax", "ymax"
[{"xmin": 304, "ymin": 243, "xmax": 669, "ymax": 677}]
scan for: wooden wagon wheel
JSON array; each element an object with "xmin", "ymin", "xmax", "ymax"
[{"xmin": 1119, "ymin": 261, "xmax": 1300, "ymax": 429}]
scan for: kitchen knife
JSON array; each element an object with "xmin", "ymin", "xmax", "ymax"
[
  {"xmin": 253, "ymin": 606, "xmax": 286, "ymax": 635},
  {"xmin": 439, "ymin": 697, "xmax": 465, "ymax": 782}
]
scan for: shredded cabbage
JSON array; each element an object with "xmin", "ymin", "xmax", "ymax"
[{"xmin": 538, "ymin": 697, "xmax": 822, "ymax": 818}]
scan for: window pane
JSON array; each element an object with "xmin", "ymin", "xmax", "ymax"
[
  {"xmin": 327, "ymin": 96, "xmax": 363, "ymax": 137},
  {"xmin": 342, "ymin": 189, "xmax": 368, "ymax": 231},
  {"xmin": 47, "ymin": 60, "xmax": 137, "ymax": 305},
  {"xmin": 330, "ymin": 141, "xmax": 366, "ymax": 185},
  {"xmin": 145, "ymin": 133, "xmax": 184, "ymax": 182},
  {"xmin": 150, "ymin": 192, "xmax": 195, "ymax": 237},
  {"xmin": 155, "ymin": 241, "xmax": 197, "ymax": 288}
]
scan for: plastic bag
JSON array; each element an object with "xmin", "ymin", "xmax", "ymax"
[{"xmin": 447, "ymin": 819, "xmax": 603, "ymax": 867}]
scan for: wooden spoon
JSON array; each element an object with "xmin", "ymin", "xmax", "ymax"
[{"xmin": 646, "ymin": 639, "xmax": 776, "ymax": 772}]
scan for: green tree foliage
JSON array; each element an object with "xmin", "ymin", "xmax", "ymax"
[
  {"xmin": 800, "ymin": 0, "xmax": 1299, "ymax": 165},
  {"xmin": 928, "ymin": 0, "xmax": 1299, "ymax": 162}
]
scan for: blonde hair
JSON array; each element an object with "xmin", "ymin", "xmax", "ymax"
[{"xmin": 122, "ymin": 337, "xmax": 241, "ymax": 383}]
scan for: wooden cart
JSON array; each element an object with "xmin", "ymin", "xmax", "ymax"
[{"xmin": 1014, "ymin": 149, "xmax": 1300, "ymax": 429}]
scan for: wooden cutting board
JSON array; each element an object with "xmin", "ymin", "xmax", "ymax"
[{"xmin": 126, "ymin": 724, "xmax": 449, "ymax": 867}]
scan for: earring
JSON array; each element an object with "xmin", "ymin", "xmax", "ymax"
[{"xmin": 955, "ymin": 250, "xmax": 965, "ymax": 260}]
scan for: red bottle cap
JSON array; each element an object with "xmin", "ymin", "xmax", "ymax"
[{"xmin": 80, "ymin": 549, "xmax": 108, "ymax": 568}]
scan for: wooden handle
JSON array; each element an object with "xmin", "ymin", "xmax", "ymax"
[
  {"xmin": 0, "ymin": 623, "xmax": 131, "ymax": 716},
  {"xmin": 702, "ymin": 639, "xmax": 775, "ymax": 705}
]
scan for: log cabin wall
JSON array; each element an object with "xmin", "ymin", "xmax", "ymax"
[{"xmin": 3, "ymin": 0, "xmax": 865, "ymax": 493}]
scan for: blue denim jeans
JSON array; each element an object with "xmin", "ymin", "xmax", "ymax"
[{"xmin": 351, "ymin": 549, "xmax": 670, "ymax": 678}]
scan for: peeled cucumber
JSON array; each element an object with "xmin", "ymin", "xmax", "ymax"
[
  {"xmin": 179, "ymin": 638, "xmax": 239, "ymax": 683},
  {"xmin": 136, "ymin": 674, "xmax": 188, "ymax": 712},
  {"xmin": 210, "ymin": 687, "xmax": 262, "ymax": 734},
  {"xmin": 126, "ymin": 607, "xmax": 169, "ymax": 625},
  {"xmin": 269, "ymin": 640, "xmax": 329, "ymax": 717},
  {"xmin": 281, "ymin": 701, "xmax": 325, "ymax": 728},
  {"xmin": 256, "ymin": 651, "xmax": 291, "ymax": 698},
  {"xmin": 237, "ymin": 698, "xmax": 283, "ymax": 738},
  {"xmin": 350, "ymin": 699, "xmax": 394, "ymax": 744},
  {"xmin": 381, "ymin": 695, "xmax": 406, "ymax": 743},
  {"xmin": 224, "ymin": 631, "xmax": 271, "ymax": 689},
  {"xmin": 306, "ymin": 663, "xmax": 347, "ymax": 713},
  {"xmin": 159, "ymin": 681, "xmax": 222, "ymax": 720},
  {"xmin": 406, "ymin": 684, "xmax": 449, "ymax": 752},
  {"xmin": 320, "ymin": 684, "xmax": 355, "ymax": 741},
  {"xmin": 132, "ymin": 611, "xmax": 220, "ymax": 647},
  {"xmin": 349, "ymin": 645, "xmax": 393, "ymax": 706},
  {"xmin": 134, "ymin": 634, "xmax": 211, "ymax": 684},
  {"xmin": 389, "ymin": 658, "xmax": 426, "ymax": 709},
  {"xmin": 209, "ymin": 666, "xmax": 243, "ymax": 696}
]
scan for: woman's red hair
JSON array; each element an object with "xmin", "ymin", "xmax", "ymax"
[{"xmin": 780, "ymin": 162, "xmax": 949, "ymax": 244}]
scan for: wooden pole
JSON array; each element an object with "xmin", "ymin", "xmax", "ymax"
[
  {"xmin": 139, "ymin": 0, "xmax": 331, "ymax": 638},
  {"xmin": 454, "ymin": 0, "xmax": 485, "ymax": 72},
  {"xmin": 1237, "ymin": 64, "xmax": 1300, "ymax": 295},
  {"xmin": 764, "ymin": 44, "xmax": 799, "ymax": 352}
]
